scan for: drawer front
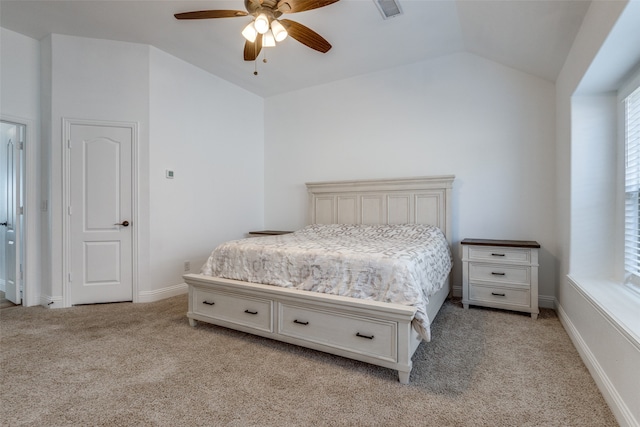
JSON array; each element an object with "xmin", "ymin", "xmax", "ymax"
[
  {"xmin": 468, "ymin": 246, "xmax": 531, "ymax": 264},
  {"xmin": 192, "ymin": 287, "xmax": 272, "ymax": 333},
  {"xmin": 278, "ymin": 303, "xmax": 397, "ymax": 362},
  {"xmin": 469, "ymin": 263, "xmax": 530, "ymax": 285},
  {"xmin": 469, "ymin": 283, "xmax": 530, "ymax": 307}
]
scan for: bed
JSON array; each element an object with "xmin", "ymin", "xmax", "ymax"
[{"xmin": 183, "ymin": 175, "xmax": 454, "ymax": 383}]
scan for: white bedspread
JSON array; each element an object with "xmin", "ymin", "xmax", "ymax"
[{"xmin": 201, "ymin": 224, "xmax": 452, "ymax": 341}]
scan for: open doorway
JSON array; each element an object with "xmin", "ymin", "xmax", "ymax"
[{"xmin": 1, "ymin": 120, "xmax": 25, "ymax": 307}]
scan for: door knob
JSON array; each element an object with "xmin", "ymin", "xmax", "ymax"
[
  {"xmin": 0, "ymin": 222, "xmax": 7, "ymax": 226},
  {"xmin": 114, "ymin": 220, "xmax": 130, "ymax": 227}
]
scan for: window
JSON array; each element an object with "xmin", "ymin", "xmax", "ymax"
[{"xmin": 624, "ymin": 85, "xmax": 640, "ymax": 288}]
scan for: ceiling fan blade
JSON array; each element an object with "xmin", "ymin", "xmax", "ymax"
[
  {"xmin": 244, "ymin": 37, "xmax": 263, "ymax": 61},
  {"xmin": 174, "ymin": 10, "xmax": 248, "ymax": 20},
  {"xmin": 279, "ymin": 19, "xmax": 331, "ymax": 53},
  {"xmin": 277, "ymin": 0, "xmax": 339, "ymax": 14}
]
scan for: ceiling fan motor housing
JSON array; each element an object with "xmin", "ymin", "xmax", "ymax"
[{"xmin": 245, "ymin": 0, "xmax": 285, "ymax": 18}]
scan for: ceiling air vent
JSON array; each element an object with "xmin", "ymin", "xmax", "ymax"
[{"xmin": 374, "ymin": 0, "xmax": 403, "ymax": 19}]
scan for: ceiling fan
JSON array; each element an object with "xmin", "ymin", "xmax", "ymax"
[{"xmin": 174, "ymin": 0, "xmax": 339, "ymax": 62}]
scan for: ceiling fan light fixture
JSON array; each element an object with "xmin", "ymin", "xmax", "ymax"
[
  {"xmin": 241, "ymin": 22, "xmax": 258, "ymax": 42},
  {"xmin": 254, "ymin": 13, "xmax": 270, "ymax": 34},
  {"xmin": 263, "ymin": 30, "xmax": 276, "ymax": 47},
  {"xmin": 270, "ymin": 20, "xmax": 288, "ymax": 42}
]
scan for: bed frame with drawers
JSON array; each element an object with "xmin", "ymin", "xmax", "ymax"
[{"xmin": 183, "ymin": 175, "xmax": 454, "ymax": 383}]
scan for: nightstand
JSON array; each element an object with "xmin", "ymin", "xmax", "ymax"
[
  {"xmin": 247, "ymin": 230, "xmax": 294, "ymax": 237},
  {"xmin": 461, "ymin": 238, "xmax": 540, "ymax": 319}
]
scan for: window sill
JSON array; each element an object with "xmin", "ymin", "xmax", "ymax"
[{"xmin": 567, "ymin": 275, "xmax": 640, "ymax": 350}]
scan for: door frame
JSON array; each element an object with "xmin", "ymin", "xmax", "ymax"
[
  {"xmin": 62, "ymin": 118, "xmax": 139, "ymax": 307},
  {"xmin": 1, "ymin": 114, "xmax": 36, "ymax": 306}
]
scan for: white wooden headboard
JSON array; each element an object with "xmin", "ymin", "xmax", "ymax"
[{"xmin": 306, "ymin": 176, "xmax": 454, "ymax": 244}]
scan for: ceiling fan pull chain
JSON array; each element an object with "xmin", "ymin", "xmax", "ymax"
[{"xmin": 253, "ymin": 42, "xmax": 259, "ymax": 75}]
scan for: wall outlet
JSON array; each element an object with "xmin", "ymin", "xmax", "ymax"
[{"xmin": 184, "ymin": 261, "xmax": 191, "ymax": 272}]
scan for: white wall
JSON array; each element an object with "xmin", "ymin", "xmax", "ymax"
[
  {"xmin": 0, "ymin": 28, "xmax": 41, "ymax": 306},
  {"xmin": 555, "ymin": 0, "xmax": 629, "ymax": 285},
  {"xmin": 147, "ymin": 47, "xmax": 264, "ymax": 294},
  {"xmin": 42, "ymin": 34, "xmax": 150, "ymax": 305},
  {"xmin": 35, "ymin": 34, "xmax": 265, "ymax": 303},
  {"xmin": 570, "ymin": 95, "xmax": 617, "ymax": 277},
  {"xmin": 555, "ymin": 1, "xmax": 640, "ymax": 425},
  {"xmin": 264, "ymin": 52, "xmax": 557, "ymax": 301},
  {"xmin": 0, "ymin": 28, "xmax": 40, "ymax": 120}
]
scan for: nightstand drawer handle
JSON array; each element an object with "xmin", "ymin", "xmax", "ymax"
[
  {"xmin": 293, "ymin": 319, "xmax": 309, "ymax": 325},
  {"xmin": 491, "ymin": 253, "xmax": 505, "ymax": 257},
  {"xmin": 202, "ymin": 300, "xmax": 215, "ymax": 306},
  {"xmin": 491, "ymin": 292, "xmax": 506, "ymax": 297},
  {"xmin": 491, "ymin": 272, "xmax": 505, "ymax": 276},
  {"xmin": 244, "ymin": 309, "xmax": 258, "ymax": 315},
  {"xmin": 356, "ymin": 332, "xmax": 374, "ymax": 340}
]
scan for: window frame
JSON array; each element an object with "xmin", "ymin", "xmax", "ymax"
[{"xmin": 620, "ymin": 68, "xmax": 640, "ymax": 294}]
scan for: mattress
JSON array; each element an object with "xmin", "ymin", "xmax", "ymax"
[{"xmin": 201, "ymin": 223, "xmax": 452, "ymax": 340}]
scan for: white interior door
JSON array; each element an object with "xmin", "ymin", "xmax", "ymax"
[
  {"xmin": 68, "ymin": 123, "xmax": 133, "ymax": 305},
  {"xmin": 2, "ymin": 121, "xmax": 22, "ymax": 305}
]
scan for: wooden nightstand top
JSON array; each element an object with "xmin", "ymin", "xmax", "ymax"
[
  {"xmin": 248, "ymin": 230, "xmax": 294, "ymax": 236},
  {"xmin": 461, "ymin": 238, "xmax": 540, "ymax": 248}
]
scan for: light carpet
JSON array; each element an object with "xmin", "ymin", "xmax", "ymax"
[{"xmin": 0, "ymin": 295, "xmax": 617, "ymax": 426}]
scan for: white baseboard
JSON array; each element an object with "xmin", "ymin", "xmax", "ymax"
[
  {"xmin": 451, "ymin": 284, "xmax": 462, "ymax": 298},
  {"xmin": 557, "ymin": 301, "xmax": 638, "ymax": 427},
  {"xmin": 40, "ymin": 295, "xmax": 63, "ymax": 309},
  {"xmin": 38, "ymin": 284, "xmax": 188, "ymax": 308},
  {"xmin": 538, "ymin": 294, "xmax": 556, "ymax": 309},
  {"xmin": 137, "ymin": 282, "xmax": 188, "ymax": 303}
]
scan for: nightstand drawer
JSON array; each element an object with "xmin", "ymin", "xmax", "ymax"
[
  {"xmin": 468, "ymin": 263, "xmax": 530, "ymax": 285},
  {"xmin": 468, "ymin": 246, "xmax": 531, "ymax": 263},
  {"xmin": 468, "ymin": 283, "xmax": 530, "ymax": 307},
  {"xmin": 192, "ymin": 287, "xmax": 273, "ymax": 333}
]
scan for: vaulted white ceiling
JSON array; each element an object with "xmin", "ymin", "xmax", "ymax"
[{"xmin": 0, "ymin": 0, "xmax": 591, "ymax": 97}]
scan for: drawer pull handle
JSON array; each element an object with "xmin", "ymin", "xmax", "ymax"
[
  {"xmin": 491, "ymin": 292, "xmax": 506, "ymax": 297},
  {"xmin": 491, "ymin": 272, "xmax": 505, "ymax": 276},
  {"xmin": 202, "ymin": 300, "xmax": 215, "ymax": 306},
  {"xmin": 491, "ymin": 253, "xmax": 505, "ymax": 257},
  {"xmin": 244, "ymin": 310, "xmax": 258, "ymax": 315},
  {"xmin": 356, "ymin": 332, "xmax": 374, "ymax": 340},
  {"xmin": 293, "ymin": 319, "xmax": 309, "ymax": 325}
]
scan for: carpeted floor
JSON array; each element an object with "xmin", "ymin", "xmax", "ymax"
[
  {"xmin": 0, "ymin": 290, "xmax": 19, "ymax": 309},
  {"xmin": 0, "ymin": 295, "xmax": 617, "ymax": 426}
]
